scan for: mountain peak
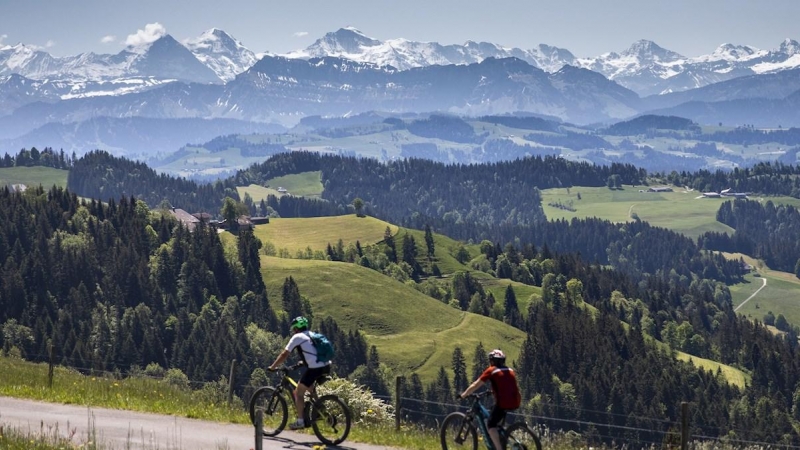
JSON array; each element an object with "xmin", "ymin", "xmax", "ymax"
[
  {"xmin": 711, "ymin": 43, "xmax": 757, "ymax": 60},
  {"xmin": 779, "ymin": 38, "xmax": 800, "ymax": 55},
  {"xmin": 622, "ymin": 39, "xmax": 683, "ymax": 61}
]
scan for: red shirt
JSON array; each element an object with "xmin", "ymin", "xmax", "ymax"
[{"xmin": 479, "ymin": 365, "xmax": 521, "ymax": 410}]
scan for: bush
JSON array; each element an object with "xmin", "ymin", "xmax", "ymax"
[
  {"xmin": 317, "ymin": 377, "xmax": 394, "ymax": 425},
  {"xmin": 164, "ymin": 368, "xmax": 190, "ymax": 391}
]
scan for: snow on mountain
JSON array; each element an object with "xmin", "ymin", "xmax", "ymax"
[
  {"xmin": 283, "ymin": 27, "xmax": 577, "ymax": 72},
  {"xmin": 0, "ymin": 34, "xmax": 221, "ymax": 87},
  {"xmin": 183, "ymin": 28, "xmax": 258, "ymax": 82}
]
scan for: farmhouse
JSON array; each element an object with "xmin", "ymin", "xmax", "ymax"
[
  {"xmin": 702, "ymin": 192, "xmax": 721, "ymax": 198},
  {"xmin": 169, "ymin": 208, "xmax": 201, "ymax": 231},
  {"xmin": 277, "ymin": 187, "xmax": 288, "ymax": 193},
  {"xmin": 648, "ymin": 186, "xmax": 673, "ymax": 193},
  {"xmin": 8, "ymin": 183, "xmax": 26, "ymax": 193}
]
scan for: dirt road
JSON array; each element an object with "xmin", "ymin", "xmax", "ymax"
[{"xmin": 0, "ymin": 396, "xmax": 397, "ymax": 450}]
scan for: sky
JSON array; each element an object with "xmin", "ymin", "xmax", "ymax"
[{"xmin": 1, "ymin": 0, "xmax": 799, "ymax": 58}]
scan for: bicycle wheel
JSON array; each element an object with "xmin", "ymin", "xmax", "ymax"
[
  {"xmin": 310, "ymin": 394, "xmax": 351, "ymax": 445},
  {"xmin": 440, "ymin": 412, "xmax": 478, "ymax": 450},
  {"xmin": 249, "ymin": 387, "xmax": 288, "ymax": 436},
  {"xmin": 503, "ymin": 422, "xmax": 541, "ymax": 450}
]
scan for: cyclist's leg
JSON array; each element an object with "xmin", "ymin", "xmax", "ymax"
[
  {"xmin": 487, "ymin": 406, "xmax": 506, "ymax": 450},
  {"xmin": 294, "ymin": 366, "xmax": 327, "ymax": 427}
]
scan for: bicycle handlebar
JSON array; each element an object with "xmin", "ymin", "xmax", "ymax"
[
  {"xmin": 459, "ymin": 390, "xmax": 492, "ymax": 400},
  {"xmin": 268, "ymin": 361, "xmax": 305, "ymax": 372}
]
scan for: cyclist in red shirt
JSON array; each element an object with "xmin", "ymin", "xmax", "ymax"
[{"xmin": 459, "ymin": 349, "xmax": 521, "ymax": 450}]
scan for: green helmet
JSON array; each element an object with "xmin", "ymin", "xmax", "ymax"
[{"xmin": 290, "ymin": 316, "xmax": 309, "ymax": 331}]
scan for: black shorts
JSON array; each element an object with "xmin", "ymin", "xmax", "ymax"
[
  {"xmin": 299, "ymin": 364, "xmax": 331, "ymax": 387},
  {"xmin": 487, "ymin": 405, "xmax": 507, "ymax": 429}
]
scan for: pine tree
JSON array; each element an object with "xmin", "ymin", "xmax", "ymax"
[
  {"xmin": 424, "ymin": 224, "xmax": 435, "ymax": 257},
  {"xmin": 503, "ymin": 285, "xmax": 522, "ymax": 328},
  {"xmin": 472, "ymin": 342, "xmax": 489, "ymax": 380},
  {"xmin": 452, "ymin": 347, "xmax": 468, "ymax": 393}
]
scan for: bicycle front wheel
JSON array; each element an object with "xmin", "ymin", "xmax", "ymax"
[
  {"xmin": 504, "ymin": 422, "xmax": 542, "ymax": 450},
  {"xmin": 249, "ymin": 386, "xmax": 288, "ymax": 436},
  {"xmin": 310, "ymin": 394, "xmax": 351, "ymax": 445},
  {"xmin": 440, "ymin": 412, "xmax": 478, "ymax": 450}
]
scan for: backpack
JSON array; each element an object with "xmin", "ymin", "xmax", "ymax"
[{"xmin": 309, "ymin": 331, "xmax": 335, "ymax": 364}]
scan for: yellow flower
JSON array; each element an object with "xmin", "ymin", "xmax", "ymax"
[{"xmin": 367, "ymin": 409, "xmax": 374, "ymax": 414}]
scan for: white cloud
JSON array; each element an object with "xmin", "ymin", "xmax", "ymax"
[
  {"xmin": 125, "ymin": 23, "xmax": 167, "ymax": 47},
  {"xmin": 293, "ymin": 31, "xmax": 309, "ymax": 38},
  {"xmin": 101, "ymin": 35, "xmax": 116, "ymax": 44},
  {"xmin": 45, "ymin": 40, "xmax": 55, "ymax": 48}
]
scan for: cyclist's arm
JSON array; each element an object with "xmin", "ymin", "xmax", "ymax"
[
  {"xmin": 268, "ymin": 349, "xmax": 291, "ymax": 371},
  {"xmin": 460, "ymin": 378, "xmax": 485, "ymax": 398}
]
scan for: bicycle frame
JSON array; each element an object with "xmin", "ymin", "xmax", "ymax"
[
  {"xmin": 273, "ymin": 363, "xmax": 321, "ymax": 419},
  {"xmin": 464, "ymin": 391, "xmax": 506, "ymax": 450}
]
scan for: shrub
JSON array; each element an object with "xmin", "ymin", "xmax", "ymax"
[
  {"xmin": 317, "ymin": 377, "xmax": 394, "ymax": 425},
  {"xmin": 164, "ymin": 368, "xmax": 190, "ymax": 391}
]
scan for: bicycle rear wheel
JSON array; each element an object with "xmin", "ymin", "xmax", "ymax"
[
  {"xmin": 249, "ymin": 387, "xmax": 288, "ymax": 436},
  {"xmin": 503, "ymin": 422, "xmax": 542, "ymax": 450},
  {"xmin": 440, "ymin": 412, "xmax": 478, "ymax": 450},
  {"xmin": 310, "ymin": 394, "xmax": 351, "ymax": 445}
]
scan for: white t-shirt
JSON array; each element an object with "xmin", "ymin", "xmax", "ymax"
[{"xmin": 285, "ymin": 331, "xmax": 331, "ymax": 369}]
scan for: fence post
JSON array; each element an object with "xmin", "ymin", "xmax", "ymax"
[
  {"xmin": 227, "ymin": 359, "xmax": 237, "ymax": 405},
  {"xmin": 681, "ymin": 401, "xmax": 689, "ymax": 450},
  {"xmin": 47, "ymin": 341, "xmax": 54, "ymax": 389},
  {"xmin": 395, "ymin": 375, "xmax": 403, "ymax": 431},
  {"xmin": 255, "ymin": 409, "xmax": 263, "ymax": 450}
]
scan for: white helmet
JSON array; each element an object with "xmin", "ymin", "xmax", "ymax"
[{"xmin": 488, "ymin": 349, "xmax": 506, "ymax": 364}]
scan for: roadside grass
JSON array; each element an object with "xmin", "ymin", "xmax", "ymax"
[
  {"xmin": 261, "ymin": 256, "xmax": 526, "ymax": 381},
  {"xmin": 253, "ymin": 215, "xmax": 398, "ymax": 255},
  {"xmin": 0, "ymin": 423, "xmax": 100, "ymax": 450},
  {"xmin": 725, "ymin": 253, "xmax": 800, "ymax": 326},
  {"xmin": 0, "ymin": 357, "xmax": 244, "ymax": 423},
  {"xmin": 0, "ymin": 167, "xmax": 68, "ymax": 189}
]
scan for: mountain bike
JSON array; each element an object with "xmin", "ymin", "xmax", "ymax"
[
  {"xmin": 440, "ymin": 390, "xmax": 541, "ymax": 450},
  {"xmin": 248, "ymin": 361, "xmax": 351, "ymax": 445}
]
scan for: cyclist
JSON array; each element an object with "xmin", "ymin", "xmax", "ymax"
[
  {"xmin": 458, "ymin": 349, "xmax": 521, "ymax": 450},
  {"xmin": 268, "ymin": 316, "xmax": 332, "ymax": 430}
]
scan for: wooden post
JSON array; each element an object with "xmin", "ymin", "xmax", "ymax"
[
  {"xmin": 680, "ymin": 401, "xmax": 689, "ymax": 450},
  {"xmin": 395, "ymin": 375, "xmax": 403, "ymax": 431},
  {"xmin": 255, "ymin": 409, "xmax": 263, "ymax": 450},
  {"xmin": 47, "ymin": 342, "xmax": 54, "ymax": 389},
  {"xmin": 228, "ymin": 359, "xmax": 237, "ymax": 405}
]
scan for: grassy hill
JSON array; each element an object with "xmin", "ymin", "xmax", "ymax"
[
  {"xmin": 0, "ymin": 166, "xmax": 68, "ymax": 189},
  {"xmin": 246, "ymin": 215, "xmax": 749, "ymax": 387},
  {"xmin": 253, "ymin": 214, "xmax": 398, "ymax": 255},
  {"xmin": 726, "ymin": 253, "xmax": 800, "ymax": 327},
  {"xmin": 542, "ymin": 185, "xmax": 800, "ymax": 240},
  {"xmin": 237, "ymin": 170, "xmax": 324, "ymax": 202},
  {"xmin": 260, "ymin": 256, "xmax": 526, "ymax": 380}
]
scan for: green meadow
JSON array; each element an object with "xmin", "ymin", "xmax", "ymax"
[
  {"xmin": 253, "ymin": 214, "xmax": 398, "ymax": 255},
  {"xmin": 542, "ymin": 185, "xmax": 800, "ymax": 240},
  {"xmin": 237, "ymin": 171, "xmax": 324, "ymax": 202},
  {"xmin": 260, "ymin": 255, "xmax": 526, "ymax": 380},
  {"xmin": 726, "ymin": 253, "xmax": 800, "ymax": 326},
  {"xmin": 0, "ymin": 167, "xmax": 68, "ymax": 189}
]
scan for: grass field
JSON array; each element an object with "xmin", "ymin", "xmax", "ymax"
[
  {"xmin": 675, "ymin": 351, "xmax": 749, "ymax": 389},
  {"xmin": 726, "ymin": 253, "xmax": 800, "ymax": 326},
  {"xmin": 261, "ymin": 256, "xmax": 526, "ymax": 380},
  {"xmin": 0, "ymin": 167, "xmax": 68, "ymax": 189},
  {"xmin": 542, "ymin": 185, "xmax": 800, "ymax": 240},
  {"xmin": 253, "ymin": 214, "xmax": 398, "ymax": 255}
]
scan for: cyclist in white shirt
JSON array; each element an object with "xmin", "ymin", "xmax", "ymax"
[{"xmin": 268, "ymin": 316, "xmax": 332, "ymax": 430}]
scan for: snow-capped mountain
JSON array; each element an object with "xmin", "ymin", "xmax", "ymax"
[
  {"xmin": 183, "ymin": 28, "xmax": 258, "ymax": 82},
  {"xmin": 283, "ymin": 27, "xmax": 577, "ymax": 73},
  {"xmin": 577, "ymin": 39, "xmax": 800, "ymax": 96},
  {"xmin": 285, "ymin": 30, "xmax": 800, "ymax": 97},
  {"xmin": 0, "ymin": 34, "xmax": 221, "ymax": 87}
]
